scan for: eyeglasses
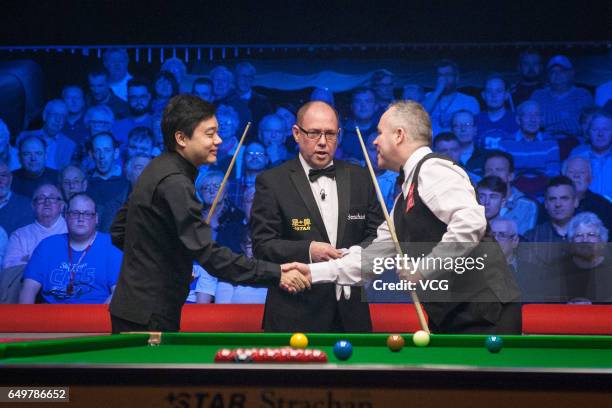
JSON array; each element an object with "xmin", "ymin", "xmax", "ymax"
[
  {"xmin": 573, "ymin": 232, "xmax": 601, "ymax": 242},
  {"xmin": 247, "ymin": 151, "xmax": 266, "ymax": 157},
  {"xmin": 62, "ymin": 179, "xmax": 84, "ymax": 187},
  {"xmin": 66, "ymin": 210, "xmax": 96, "ymax": 219},
  {"xmin": 33, "ymin": 196, "xmax": 63, "ymax": 205},
  {"xmin": 452, "ymin": 123, "xmax": 474, "ymax": 129},
  {"xmin": 201, "ymin": 184, "xmax": 221, "ymax": 193},
  {"xmin": 295, "ymin": 124, "xmax": 339, "ymax": 141},
  {"xmin": 491, "ymin": 231, "xmax": 517, "ymax": 241}
]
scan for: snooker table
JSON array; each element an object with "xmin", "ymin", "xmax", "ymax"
[{"xmin": 2, "ymin": 332, "xmax": 612, "ymax": 407}]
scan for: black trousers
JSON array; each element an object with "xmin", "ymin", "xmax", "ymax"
[
  {"xmin": 427, "ymin": 301, "xmax": 522, "ymax": 335},
  {"xmin": 110, "ymin": 313, "xmax": 180, "ymax": 334}
]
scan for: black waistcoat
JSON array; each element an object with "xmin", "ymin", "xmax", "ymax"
[{"xmin": 393, "ymin": 153, "xmax": 521, "ymax": 326}]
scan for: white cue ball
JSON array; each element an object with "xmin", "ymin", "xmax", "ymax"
[{"xmin": 412, "ymin": 330, "xmax": 430, "ymax": 347}]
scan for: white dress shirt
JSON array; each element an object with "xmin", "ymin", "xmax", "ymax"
[
  {"xmin": 299, "ymin": 154, "xmax": 353, "ymax": 300},
  {"xmin": 309, "ymin": 146, "xmax": 486, "ymax": 286}
]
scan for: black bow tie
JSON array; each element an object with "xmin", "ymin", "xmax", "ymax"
[
  {"xmin": 395, "ymin": 167, "xmax": 405, "ymax": 186},
  {"xmin": 309, "ymin": 165, "xmax": 336, "ymax": 182}
]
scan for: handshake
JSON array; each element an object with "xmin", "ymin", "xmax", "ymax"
[
  {"xmin": 279, "ymin": 263, "xmax": 311, "ymax": 294},
  {"xmin": 277, "ymin": 241, "xmax": 345, "ymax": 294}
]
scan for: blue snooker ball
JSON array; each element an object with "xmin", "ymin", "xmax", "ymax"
[
  {"xmin": 485, "ymin": 335, "xmax": 503, "ymax": 353},
  {"xmin": 333, "ymin": 340, "xmax": 353, "ymax": 360}
]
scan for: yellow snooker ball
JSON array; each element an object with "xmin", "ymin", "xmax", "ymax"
[
  {"xmin": 412, "ymin": 330, "xmax": 430, "ymax": 347},
  {"xmin": 290, "ymin": 333, "xmax": 308, "ymax": 349}
]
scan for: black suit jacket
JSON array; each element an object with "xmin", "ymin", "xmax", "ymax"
[{"xmin": 251, "ymin": 157, "xmax": 384, "ymax": 332}]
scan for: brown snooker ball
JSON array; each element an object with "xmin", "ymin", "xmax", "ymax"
[{"xmin": 386, "ymin": 334, "xmax": 405, "ymax": 352}]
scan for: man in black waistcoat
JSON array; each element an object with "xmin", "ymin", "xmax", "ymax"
[
  {"xmin": 301, "ymin": 100, "xmax": 522, "ymax": 334},
  {"xmin": 109, "ymin": 95, "xmax": 310, "ymax": 333},
  {"xmin": 251, "ymin": 101, "xmax": 384, "ymax": 332}
]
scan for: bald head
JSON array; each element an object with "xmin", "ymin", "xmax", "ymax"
[{"xmin": 296, "ymin": 101, "xmax": 339, "ymax": 128}]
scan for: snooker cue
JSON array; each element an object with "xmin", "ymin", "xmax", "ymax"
[
  {"xmin": 206, "ymin": 121, "xmax": 251, "ymax": 224},
  {"xmin": 355, "ymin": 126, "xmax": 430, "ymax": 334}
]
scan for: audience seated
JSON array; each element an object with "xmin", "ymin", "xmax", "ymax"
[
  {"xmin": 0, "ymin": 160, "xmax": 34, "ymax": 235},
  {"xmin": 86, "ymin": 67, "xmax": 129, "ymax": 119},
  {"xmin": 484, "ymin": 151, "xmax": 539, "ymax": 236},
  {"xmin": 477, "ymin": 176, "xmax": 507, "ymax": 221},
  {"xmin": 3, "ymin": 48, "xmax": 612, "ymax": 306},
  {"xmin": 569, "ymin": 110, "xmax": 612, "ymax": 197},
  {"xmin": 450, "ymin": 110, "xmax": 487, "ymax": 176},
  {"xmin": 259, "ymin": 114, "xmax": 290, "ymax": 166},
  {"xmin": 563, "ymin": 156, "xmax": 612, "ymax": 237},
  {"xmin": 0, "ymin": 119, "xmax": 19, "ymax": 171},
  {"xmin": 499, "ymin": 100, "xmax": 560, "ymax": 177},
  {"xmin": 366, "ymin": 131, "xmax": 397, "ymax": 211},
  {"xmin": 229, "ymin": 142, "xmax": 268, "ymax": 207},
  {"xmin": 3, "ymin": 184, "xmax": 67, "ymax": 270},
  {"xmin": 59, "ymin": 165, "xmax": 116, "ymax": 233},
  {"xmin": 125, "ymin": 155, "xmax": 151, "ymax": 190},
  {"xmin": 340, "ymin": 87, "xmax": 379, "ymax": 160},
  {"xmin": 477, "ymin": 74, "xmax": 518, "ymax": 149},
  {"xmin": 151, "ymin": 71, "xmax": 179, "ymax": 116},
  {"xmin": 310, "ymin": 87, "xmax": 335, "ymax": 107},
  {"xmin": 552, "ymin": 212, "xmax": 612, "ymax": 303},
  {"xmin": 125, "ymin": 126, "xmax": 155, "ymax": 162},
  {"xmin": 531, "ymin": 55, "xmax": 594, "ymax": 138},
  {"xmin": 424, "ymin": 59, "xmax": 480, "ymax": 135},
  {"xmin": 402, "ymin": 84, "xmax": 425, "ymax": 104},
  {"xmin": 161, "ymin": 58, "xmax": 188, "ymax": 92},
  {"xmin": 103, "ymin": 48, "xmax": 132, "ymax": 102},
  {"xmin": 211, "ymin": 104, "xmax": 242, "ymax": 171},
  {"xmin": 61, "ymin": 85, "xmax": 89, "ymax": 145},
  {"xmin": 85, "ymin": 132, "xmax": 129, "ymax": 231},
  {"xmin": 12, "ymin": 136, "xmax": 59, "ymax": 198},
  {"xmin": 227, "ymin": 62, "xmax": 273, "ymax": 132},
  {"xmin": 18, "ymin": 193, "xmax": 121, "ymax": 304},
  {"xmin": 197, "ymin": 170, "xmax": 246, "ymax": 253},
  {"xmin": 18, "ymin": 100, "xmax": 77, "ymax": 170},
  {"xmin": 370, "ymin": 69, "xmax": 395, "ymax": 113},
  {"xmin": 510, "ymin": 48, "xmax": 544, "ymax": 106},
  {"xmin": 0, "ymin": 226, "xmax": 6, "ymax": 268},
  {"xmin": 112, "ymin": 78, "xmax": 154, "ymax": 145}
]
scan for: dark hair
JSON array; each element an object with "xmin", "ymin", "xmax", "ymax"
[
  {"xmin": 87, "ymin": 66, "xmax": 108, "ymax": 80},
  {"xmin": 435, "ymin": 59, "xmax": 459, "ymax": 73},
  {"xmin": 18, "ymin": 135, "xmax": 47, "ymax": 152},
  {"xmin": 433, "ymin": 132, "xmax": 459, "ymax": 146},
  {"xmin": 88, "ymin": 131, "xmax": 118, "ymax": 151},
  {"xmin": 477, "ymin": 175, "xmax": 508, "ymax": 196},
  {"xmin": 155, "ymin": 71, "xmax": 180, "ymax": 97},
  {"xmin": 484, "ymin": 73, "xmax": 508, "ymax": 90},
  {"xmin": 352, "ymin": 87, "xmax": 375, "ymax": 100},
  {"xmin": 546, "ymin": 175, "xmax": 575, "ymax": 195},
  {"xmin": 128, "ymin": 126, "xmax": 155, "ymax": 144},
  {"xmin": 519, "ymin": 48, "xmax": 541, "ymax": 62},
  {"xmin": 161, "ymin": 94, "xmax": 216, "ymax": 152},
  {"xmin": 68, "ymin": 192, "xmax": 97, "ymax": 213},
  {"xmin": 192, "ymin": 77, "xmax": 213, "ymax": 93},
  {"xmin": 127, "ymin": 77, "xmax": 152, "ymax": 94},
  {"xmin": 484, "ymin": 149, "xmax": 515, "ymax": 173}
]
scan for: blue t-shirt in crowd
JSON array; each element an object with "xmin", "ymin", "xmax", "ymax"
[{"xmin": 23, "ymin": 233, "xmax": 122, "ymax": 304}]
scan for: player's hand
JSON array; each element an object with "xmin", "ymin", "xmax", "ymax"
[
  {"xmin": 309, "ymin": 241, "xmax": 342, "ymax": 262},
  {"xmin": 279, "ymin": 267, "xmax": 311, "ymax": 294}
]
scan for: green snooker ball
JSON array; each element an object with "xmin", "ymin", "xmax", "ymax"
[{"xmin": 485, "ymin": 335, "xmax": 503, "ymax": 353}]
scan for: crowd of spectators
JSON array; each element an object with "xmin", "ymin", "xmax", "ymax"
[{"xmin": 0, "ymin": 47, "xmax": 611, "ymax": 305}]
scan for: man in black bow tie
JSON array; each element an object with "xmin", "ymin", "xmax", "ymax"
[{"xmin": 251, "ymin": 101, "xmax": 384, "ymax": 332}]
